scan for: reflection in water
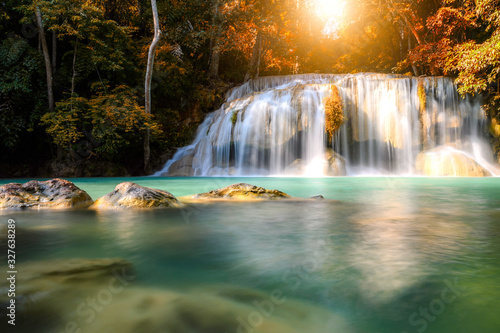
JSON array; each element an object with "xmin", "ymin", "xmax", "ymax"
[{"xmin": 0, "ymin": 177, "xmax": 499, "ymax": 333}]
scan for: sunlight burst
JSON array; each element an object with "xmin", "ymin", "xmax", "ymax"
[{"xmin": 315, "ymin": 0, "xmax": 345, "ymax": 20}]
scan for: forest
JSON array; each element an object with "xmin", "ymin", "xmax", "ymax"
[{"xmin": 1, "ymin": 0, "xmax": 499, "ymax": 177}]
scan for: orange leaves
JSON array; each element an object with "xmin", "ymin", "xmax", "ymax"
[
  {"xmin": 427, "ymin": 6, "xmax": 476, "ymax": 38},
  {"xmin": 324, "ymin": 85, "xmax": 345, "ymax": 140}
]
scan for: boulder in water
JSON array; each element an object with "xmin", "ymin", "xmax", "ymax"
[
  {"xmin": 93, "ymin": 182, "xmax": 181, "ymax": 209},
  {"xmin": 0, "ymin": 179, "xmax": 93, "ymax": 209},
  {"xmin": 189, "ymin": 183, "xmax": 291, "ymax": 201},
  {"xmin": 416, "ymin": 146, "xmax": 492, "ymax": 177}
]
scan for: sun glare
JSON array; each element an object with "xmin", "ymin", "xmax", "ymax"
[
  {"xmin": 314, "ymin": 0, "xmax": 346, "ymax": 36},
  {"xmin": 315, "ymin": 0, "xmax": 345, "ymax": 20}
]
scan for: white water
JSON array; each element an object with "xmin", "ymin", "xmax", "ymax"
[{"xmin": 155, "ymin": 73, "xmax": 498, "ymax": 176}]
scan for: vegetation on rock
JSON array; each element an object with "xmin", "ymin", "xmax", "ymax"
[
  {"xmin": 324, "ymin": 85, "xmax": 345, "ymax": 140},
  {"xmin": 231, "ymin": 110, "xmax": 239, "ymax": 126},
  {"xmin": 418, "ymin": 82, "xmax": 427, "ymax": 114}
]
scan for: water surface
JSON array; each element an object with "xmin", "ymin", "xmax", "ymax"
[{"xmin": 1, "ymin": 177, "xmax": 499, "ymax": 333}]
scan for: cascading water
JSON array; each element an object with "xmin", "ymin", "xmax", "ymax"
[{"xmin": 155, "ymin": 73, "xmax": 499, "ymax": 177}]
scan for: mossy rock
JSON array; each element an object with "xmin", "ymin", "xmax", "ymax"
[
  {"xmin": 92, "ymin": 182, "xmax": 181, "ymax": 209},
  {"xmin": 0, "ymin": 179, "xmax": 93, "ymax": 209},
  {"xmin": 189, "ymin": 183, "xmax": 291, "ymax": 201}
]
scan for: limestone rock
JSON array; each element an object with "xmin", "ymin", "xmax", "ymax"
[
  {"xmin": 416, "ymin": 146, "xmax": 492, "ymax": 177},
  {"xmin": 0, "ymin": 178, "xmax": 93, "ymax": 209},
  {"xmin": 190, "ymin": 183, "xmax": 291, "ymax": 201},
  {"xmin": 284, "ymin": 150, "xmax": 346, "ymax": 176},
  {"xmin": 325, "ymin": 149, "xmax": 347, "ymax": 176},
  {"xmin": 166, "ymin": 153, "xmax": 195, "ymax": 177},
  {"xmin": 284, "ymin": 159, "xmax": 307, "ymax": 174},
  {"xmin": 93, "ymin": 182, "xmax": 181, "ymax": 209}
]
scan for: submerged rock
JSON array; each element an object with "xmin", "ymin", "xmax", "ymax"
[
  {"xmin": 190, "ymin": 183, "xmax": 291, "ymax": 201},
  {"xmin": 0, "ymin": 258, "xmax": 352, "ymax": 333},
  {"xmin": 11, "ymin": 258, "xmax": 131, "ymax": 286},
  {"xmin": 53, "ymin": 285, "xmax": 351, "ymax": 333},
  {"xmin": 0, "ymin": 178, "xmax": 93, "ymax": 209},
  {"xmin": 93, "ymin": 182, "xmax": 181, "ymax": 209},
  {"xmin": 0, "ymin": 257, "xmax": 133, "ymax": 332},
  {"xmin": 0, "ymin": 258, "xmax": 131, "ymax": 307},
  {"xmin": 416, "ymin": 146, "xmax": 492, "ymax": 177}
]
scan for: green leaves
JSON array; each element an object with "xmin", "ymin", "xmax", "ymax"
[{"xmin": 41, "ymin": 85, "xmax": 162, "ymax": 159}]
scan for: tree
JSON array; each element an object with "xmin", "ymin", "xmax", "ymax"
[
  {"xmin": 208, "ymin": 0, "xmax": 222, "ymax": 79},
  {"xmin": 144, "ymin": 0, "xmax": 162, "ymax": 172},
  {"xmin": 35, "ymin": 5, "xmax": 54, "ymax": 111},
  {"xmin": 446, "ymin": 0, "xmax": 500, "ymax": 96}
]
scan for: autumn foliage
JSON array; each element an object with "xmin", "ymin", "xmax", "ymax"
[
  {"xmin": 324, "ymin": 85, "xmax": 345, "ymax": 140},
  {"xmin": 1, "ymin": 0, "xmax": 500, "ymax": 174}
]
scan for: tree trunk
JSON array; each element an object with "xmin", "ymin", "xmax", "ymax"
[
  {"xmin": 208, "ymin": 0, "xmax": 221, "ymax": 79},
  {"xmin": 401, "ymin": 13, "xmax": 423, "ymax": 45},
  {"xmin": 52, "ymin": 30, "xmax": 57, "ymax": 74},
  {"xmin": 144, "ymin": 0, "xmax": 162, "ymax": 173},
  {"xmin": 35, "ymin": 7, "xmax": 54, "ymax": 112},
  {"xmin": 386, "ymin": 0, "xmax": 422, "ymax": 45},
  {"xmin": 70, "ymin": 39, "xmax": 78, "ymax": 106},
  {"xmin": 244, "ymin": 31, "xmax": 263, "ymax": 82},
  {"xmin": 408, "ymin": 31, "xmax": 419, "ymax": 76},
  {"xmin": 209, "ymin": 44, "xmax": 220, "ymax": 79}
]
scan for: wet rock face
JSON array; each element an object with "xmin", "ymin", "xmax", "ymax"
[
  {"xmin": 93, "ymin": 182, "xmax": 182, "ymax": 209},
  {"xmin": 192, "ymin": 183, "xmax": 291, "ymax": 201},
  {"xmin": 416, "ymin": 146, "xmax": 492, "ymax": 177},
  {"xmin": 166, "ymin": 153, "xmax": 195, "ymax": 177},
  {"xmin": 325, "ymin": 149, "xmax": 347, "ymax": 176},
  {"xmin": 0, "ymin": 179, "xmax": 93, "ymax": 209},
  {"xmin": 284, "ymin": 149, "xmax": 346, "ymax": 176}
]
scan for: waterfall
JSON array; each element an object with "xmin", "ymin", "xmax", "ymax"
[{"xmin": 155, "ymin": 73, "xmax": 499, "ymax": 177}]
